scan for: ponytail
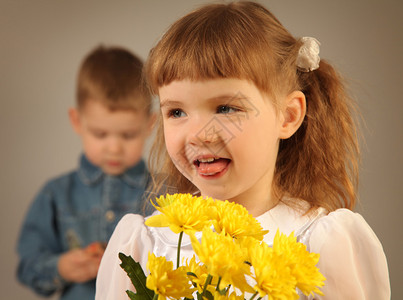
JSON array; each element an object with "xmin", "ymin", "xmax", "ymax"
[{"xmin": 275, "ymin": 60, "xmax": 360, "ymax": 211}]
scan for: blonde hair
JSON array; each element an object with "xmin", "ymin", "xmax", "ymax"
[
  {"xmin": 145, "ymin": 1, "xmax": 359, "ymax": 211},
  {"xmin": 77, "ymin": 45, "xmax": 152, "ymax": 114}
]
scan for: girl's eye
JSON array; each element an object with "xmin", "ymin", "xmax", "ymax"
[
  {"xmin": 217, "ymin": 105, "xmax": 239, "ymax": 114},
  {"xmin": 168, "ymin": 109, "xmax": 186, "ymax": 118}
]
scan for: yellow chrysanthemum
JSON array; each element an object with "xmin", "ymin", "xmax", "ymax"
[
  {"xmin": 272, "ymin": 230, "xmax": 325, "ymax": 296},
  {"xmin": 213, "ymin": 290, "xmax": 245, "ymax": 299},
  {"xmin": 184, "ymin": 255, "xmax": 218, "ymax": 295},
  {"xmin": 146, "ymin": 253, "xmax": 195, "ymax": 300},
  {"xmin": 190, "ymin": 227, "xmax": 254, "ymax": 293},
  {"xmin": 247, "ymin": 231, "xmax": 326, "ymax": 299},
  {"xmin": 145, "ymin": 193, "xmax": 214, "ymax": 234},
  {"xmin": 212, "ymin": 200, "xmax": 268, "ymax": 240},
  {"xmin": 247, "ymin": 239, "xmax": 299, "ymax": 300}
]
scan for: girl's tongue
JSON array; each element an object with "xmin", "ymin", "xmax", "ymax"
[{"xmin": 197, "ymin": 158, "xmax": 230, "ymax": 175}]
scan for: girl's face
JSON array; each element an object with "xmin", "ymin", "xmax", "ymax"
[{"xmin": 159, "ymin": 78, "xmax": 287, "ymax": 216}]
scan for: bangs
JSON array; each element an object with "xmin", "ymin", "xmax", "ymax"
[{"xmin": 145, "ymin": 2, "xmax": 295, "ymax": 97}]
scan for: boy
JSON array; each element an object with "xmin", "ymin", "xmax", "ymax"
[{"xmin": 16, "ymin": 45, "xmax": 155, "ymax": 300}]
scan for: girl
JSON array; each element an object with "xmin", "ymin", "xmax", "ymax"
[{"xmin": 96, "ymin": 1, "xmax": 390, "ymax": 299}]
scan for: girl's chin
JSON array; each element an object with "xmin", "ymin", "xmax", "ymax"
[{"xmin": 198, "ymin": 188, "xmax": 232, "ymax": 201}]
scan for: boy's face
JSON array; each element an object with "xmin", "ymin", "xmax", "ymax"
[{"xmin": 69, "ymin": 100, "xmax": 153, "ymax": 175}]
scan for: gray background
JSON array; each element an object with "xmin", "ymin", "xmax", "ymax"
[{"xmin": 1, "ymin": 0, "xmax": 401, "ymax": 299}]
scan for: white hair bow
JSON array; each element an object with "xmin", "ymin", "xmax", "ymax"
[{"xmin": 296, "ymin": 37, "xmax": 321, "ymax": 72}]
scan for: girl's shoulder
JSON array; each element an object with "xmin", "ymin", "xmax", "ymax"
[
  {"xmin": 308, "ymin": 207, "xmax": 384, "ymax": 251},
  {"xmin": 258, "ymin": 200, "xmax": 381, "ymax": 248},
  {"xmin": 111, "ymin": 213, "xmax": 150, "ymax": 244},
  {"xmin": 312, "ymin": 207, "xmax": 372, "ymax": 232},
  {"xmin": 306, "ymin": 208, "xmax": 390, "ymax": 298},
  {"xmin": 117, "ymin": 213, "xmax": 146, "ymax": 228},
  {"xmin": 104, "ymin": 213, "xmax": 155, "ymax": 269}
]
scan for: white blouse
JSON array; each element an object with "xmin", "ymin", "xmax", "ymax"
[{"xmin": 95, "ymin": 201, "xmax": 390, "ymax": 299}]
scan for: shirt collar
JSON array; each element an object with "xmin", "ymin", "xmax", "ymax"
[
  {"xmin": 121, "ymin": 159, "xmax": 149, "ymax": 188},
  {"xmin": 78, "ymin": 154, "xmax": 149, "ymax": 188},
  {"xmin": 256, "ymin": 199, "xmax": 326, "ymax": 246}
]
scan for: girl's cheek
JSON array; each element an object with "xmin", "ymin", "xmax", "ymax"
[{"xmin": 164, "ymin": 133, "xmax": 179, "ymax": 158}]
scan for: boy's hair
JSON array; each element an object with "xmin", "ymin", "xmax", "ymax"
[
  {"xmin": 145, "ymin": 1, "xmax": 359, "ymax": 212},
  {"xmin": 77, "ymin": 45, "xmax": 152, "ymax": 114}
]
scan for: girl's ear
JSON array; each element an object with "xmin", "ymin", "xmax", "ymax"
[
  {"xmin": 279, "ymin": 91, "xmax": 306, "ymax": 139},
  {"xmin": 68, "ymin": 107, "xmax": 82, "ymax": 135}
]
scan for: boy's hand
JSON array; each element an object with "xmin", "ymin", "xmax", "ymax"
[{"xmin": 58, "ymin": 242, "xmax": 105, "ymax": 283}]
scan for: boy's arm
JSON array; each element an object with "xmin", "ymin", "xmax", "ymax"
[{"xmin": 16, "ymin": 186, "xmax": 68, "ymax": 296}]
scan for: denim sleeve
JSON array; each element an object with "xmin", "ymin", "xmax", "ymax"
[{"xmin": 16, "ymin": 184, "xmax": 69, "ymax": 296}]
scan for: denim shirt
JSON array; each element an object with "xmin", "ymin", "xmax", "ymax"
[{"xmin": 16, "ymin": 154, "xmax": 152, "ymax": 300}]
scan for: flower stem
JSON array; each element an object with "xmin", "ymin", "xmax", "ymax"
[
  {"xmin": 249, "ymin": 291, "xmax": 259, "ymax": 300},
  {"xmin": 152, "ymin": 294, "xmax": 158, "ymax": 300},
  {"xmin": 202, "ymin": 274, "xmax": 213, "ymax": 296},
  {"xmin": 177, "ymin": 231, "xmax": 184, "ymax": 269},
  {"xmin": 215, "ymin": 276, "xmax": 222, "ymax": 291}
]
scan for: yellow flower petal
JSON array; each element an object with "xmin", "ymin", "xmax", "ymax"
[
  {"xmin": 247, "ymin": 230, "xmax": 325, "ymax": 299},
  {"xmin": 248, "ymin": 239, "xmax": 298, "ymax": 299},
  {"xmin": 145, "ymin": 193, "xmax": 213, "ymax": 234},
  {"xmin": 212, "ymin": 200, "xmax": 269, "ymax": 240},
  {"xmin": 141, "ymin": 194, "xmax": 325, "ymax": 299},
  {"xmin": 146, "ymin": 253, "xmax": 195, "ymax": 299},
  {"xmin": 184, "ymin": 255, "xmax": 217, "ymax": 294},
  {"xmin": 190, "ymin": 227, "xmax": 254, "ymax": 294},
  {"xmin": 145, "ymin": 213, "xmax": 170, "ymax": 227},
  {"xmin": 272, "ymin": 230, "xmax": 325, "ymax": 296}
]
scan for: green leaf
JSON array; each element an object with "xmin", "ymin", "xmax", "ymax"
[
  {"xmin": 119, "ymin": 252, "xmax": 155, "ymax": 300},
  {"xmin": 198, "ymin": 290, "xmax": 214, "ymax": 300},
  {"xmin": 125, "ymin": 290, "xmax": 137, "ymax": 300},
  {"xmin": 187, "ymin": 271, "xmax": 198, "ymax": 278},
  {"xmin": 206, "ymin": 290, "xmax": 214, "ymax": 300}
]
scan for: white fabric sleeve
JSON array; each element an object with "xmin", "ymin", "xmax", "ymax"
[
  {"xmin": 95, "ymin": 214, "xmax": 153, "ymax": 300},
  {"xmin": 308, "ymin": 209, "xmax": 390, "ymax": 299}
]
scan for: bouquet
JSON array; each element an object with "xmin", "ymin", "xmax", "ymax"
[{"xmin": 119, "ymin": 193, "xmax": 325, "ymax": 300}]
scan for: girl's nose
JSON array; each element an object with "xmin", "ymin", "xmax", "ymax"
[{"xmin": 187, "ymin": 116, "xmax": 225, "ymax": 146}]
